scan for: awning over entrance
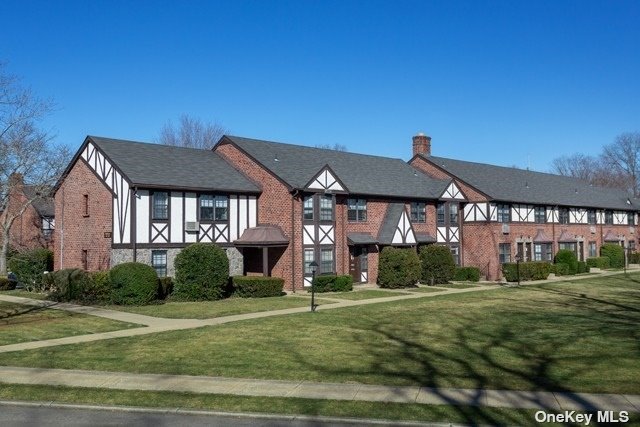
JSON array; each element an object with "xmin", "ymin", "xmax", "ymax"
[
  {"xmin": 347, "ymin": 232, "xmax": 377, "ymax": 245},
  {"xmin": 234, "ymin": 226, "xmax": 289, "ymax": 247},
  {"xmin": 415, "ymin": 232, "xmax": 437, "ymax": 244},
  {"xmin": 557, "ymin": 230, "xmax": 577, "ymax": 242},
  {"xmin": 603, "ymin": 230, "xmax": 621, "ymax": 242},
  {"xmin": 533, "ymin": 229, "xmax": 553, "ymax": 242}
]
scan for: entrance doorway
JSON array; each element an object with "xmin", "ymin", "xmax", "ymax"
[{"xmin": 349, "ymin": 246, "xmax": 368, "ymax": 283}]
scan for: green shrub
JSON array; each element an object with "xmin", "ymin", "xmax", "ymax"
[
  {"xmin": 82, "ymin": 271, "xmax": 112, "ymax": 304},
  {"xmin": 7, "ymin": 248, "xmax": 53, "ymax": 291},
  {"xmin": 453, "ymin": 267, "xmax": 481, "ymax": 282},
  {"xmin": 378, "ymin": 247, "xmax": 421, "ymax": 288},
  {"xmin": 502, "ymin": 261, "xmax": 552, "ymax": 282},
  {"xmin": 0, "ymin": 276, "xmax": 15, "ymax": 291},
  {"xmin": 232, "ymin": 276, "xmax": 285, "ymax": 298},
  {"xmin": 586, "ymin": 256, "xmax": 610, "ymax": 269},
  {"xmin": 628, "ymin": 252, "xmax": 640, "ymax": 264},
  {"xmin": 554, "ymin": 263, "xmax": 570, "ymax": 276},
  {"xmin": 419, "ymin": 245, "xmax": 456, "ymax": 285},
  {"xmin": 157, "ymin": 277, "xmax": 174, "ymax": 300},
  {"xmin": 600, "ymin": 244, "xmax": 624, "ymax": 268},
  {"xmin": 173, "ymin": 243, "xmax": 229, "ymax": 301},
  {"xmin": 49, "ymin": 268, "xmax": 89, "ymax": 301},
  {"xmin": 311, "ymin": 274, "xmax": 353, "ymax": 292},
  {"xmin": 110, "ymin": 262, "xmax": 158, "ymax": 305},
  {"xmin": 554, "ymin": 249, "xmax": 578, "ymax": 275},
  {"xmin": 576, "ymin": 261, "xmax": 590, "ymax": 274}
]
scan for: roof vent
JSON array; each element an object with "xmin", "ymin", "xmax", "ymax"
[
  {"xmin": 274, "ymin": 155, "xmax": 279, "ymax": 162},
  {"xmin": 525, "ymin": 181, "xmax": 529, "ymax": 189},
  {"xmin": 575, "ymin": 188, "xmax": 578, "ymax": 194}
]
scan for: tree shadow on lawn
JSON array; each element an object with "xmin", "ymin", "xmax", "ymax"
[{"xmin": 0, "ymin": 303, "xmax": 50, "ymax": 322}]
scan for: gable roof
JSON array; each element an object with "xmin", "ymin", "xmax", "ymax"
[
  {"xmin": 221, "ymin": 136, "xmax": 449, "ymax": 199},
  {"xmin": 23, "ymin": 186, "xmax": 55, "ymax": 217},
  {"xmin": 420, "ymin": 155, "xmax": 637, "ymax": 211},
  {"xmin": 377, "ymin": 203, "xmax": 416, "ymax": 245},
  {"xmin": 86, "ymin": 136, "xmax": 260, "ymax": 193}
]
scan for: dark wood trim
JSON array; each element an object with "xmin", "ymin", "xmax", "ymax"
[
  {"xmin": 131, "ymin": 187, "xmax": 137, "ymax": 261},
  {"xmin": 136, "ymin": 182, "xmax": 260, "ymax": 195},
  {"xmin": 112, "ymin": 242, "xmax": 234, "ymax": 249},
  {"xmin": 301, "ymin": 164, "xmax": 350, "ymax": 193},
  {"xmin": 78, "ymin": 157, "xmax": 117, "ymax": 197},
  {"xmin": 182, "ymin": 191, "xmax": 186, "ymax": 243}
]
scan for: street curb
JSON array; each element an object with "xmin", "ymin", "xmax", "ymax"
[{"xmin": 0, "ymin": 399, "xmax": 470, "ymax": 427}]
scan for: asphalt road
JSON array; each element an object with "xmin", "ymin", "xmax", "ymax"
[{"xmin": 0, "ymin": 403, "xmax": 435, "ymax": 427}]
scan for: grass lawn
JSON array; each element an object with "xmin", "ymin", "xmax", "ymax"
[
  {"xmin": 431, "ymin": 283, "xmax": 479, "ymax": 289},
  {"xmin": 0, "ymin": 290, "xmax": 50, "ymax": 300},
  {"xmin": 321, "ymin": 289, "xmax": 410, "ymax": 300},
  {"xmin": 0, "ymin": 302, "xmax": 140, "ymax": 346},
  {"xmin": 405, "ymin": 286, "xmax": 447, "ymax": 293},
  {"xmin": 104, "ymin": 296, "xmax": 335, "ymax": 319},
  {"xmin": 0, "ymin": 273, "xmax": 638, "ymax": 394}
]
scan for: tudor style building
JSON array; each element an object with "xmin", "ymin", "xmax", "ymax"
[{"xmin": 54, "ymin": 133, "xmax": 640, "ymax": 289}]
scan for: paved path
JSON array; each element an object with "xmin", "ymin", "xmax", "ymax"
[{"xmin": 0, "ymin": 366, "xmax": 638, "ymax": 412}]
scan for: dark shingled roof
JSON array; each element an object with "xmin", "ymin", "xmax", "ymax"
[
  {"xmin": 23, "ymin": 186, "xmax": 55, "ymax": 217},
  {"xmin": 224, "ymin": 136, "xmax": 449, "ymax": 199},
  {"xmin": 89, "ymin": 136, "xmax": 260, "ymax": 193},
  {"xmin": 422, "ymin": 155, "xmax": 637, "ymax": 211},
  {"xmin": 347, "ymin": 232, "xmax": 377, "ymax": 245}
]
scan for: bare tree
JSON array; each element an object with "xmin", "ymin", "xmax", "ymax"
[
  {"xmin": 158, "ymin": 114, "xmax": 227, "ymax": 150},
  {"xmin": 551, "ymin": 153, "xmax": 601, "ymax": 181},
  {"xmin": 601, "ymin": 132, "xmax": 640, "ymax": 197},
  {"xmin": 0, "ymin": 63, "xmax": 69, "ymax": 274},
  {"xmin": 315, "ymin": 143, "xmax": 348, "ymax": 151}
]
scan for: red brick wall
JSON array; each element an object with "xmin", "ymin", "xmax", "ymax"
[
  {"xmin": 215, "ymin": 142, "xmax": 301, "ymax": 290},
  {"xmin": 2, "ymin": 188, "xmax": 53, "ymax": 252},
  {"xmin": 410, "ymin": 156, "xmax": 488, "ymax": 202},
  {"xmin": 54, "ymin": 159, "xmax": 112, "ymax": 271}
]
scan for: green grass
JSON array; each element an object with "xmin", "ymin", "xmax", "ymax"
[
  {"xmin": 405, "ymin": 286, "xmax": 447, "ymax": 293},
  {"xmin": 0, "ymin": 383, "xmax": 605, "ymax": 427},
  {"xmin": 432, "ymin": 283, "xmax": 479, "ymax": 289},
  {"xmin": 322, "ymin": 289, "xmax": 410, "ymax": 300},
  {"xmin": 105, "ymin": 296, "xmax": 335, "ymax": 319},
  {"xmin": 1, "ymin": 273, "xmax": 639, "ymax": 394},
  {"xmin": 0, "ymin": 302, "xmax": 141, "ymax": 346},
  {"xmin": 0, "ymin": 290, "xmax": 50, "ymax": 300}
]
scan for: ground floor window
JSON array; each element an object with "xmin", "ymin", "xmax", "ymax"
[
  {"xmin": 450, "ymin": 246, "xmax": 460, "ymax": 266},
  {"xmin": 498, "ymin": 243, "xmax": 511, "ymax": 263},
  {"xmin": 533, "ymin": 243, "xmax": 553, "ymax": 262},
  {"xmin": 320, "ymin": 248, "xmax": 334, "ymax": 274},
  {"xmin": 558, "ymin": 242, "xmax": 577, "ymax": 254},
  {"xmin": 152, "ymin": 250, "xmax": 168, "ymax": 277},
  {"xmin": 588, "ymin": 241, "xmax": 597, "ymax": 258},
  {"xmin": 304, "ymin": 249, "xmax": 314, "ymax": 274}
]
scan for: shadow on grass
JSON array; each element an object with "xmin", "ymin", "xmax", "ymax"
[{"xmin": 0, "ymin": 304, "xmax": 50, "ymax": 321}]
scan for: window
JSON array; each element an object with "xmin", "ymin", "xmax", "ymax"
[
  {"xmin": 304, "ymin": 249, "xmax": 314, "ymax": 274},
  {"xmin": 360, "ymin": 247, "xmax": 368, "ymax": 271},
  {"xmin": 320, "ymin": 249, "xmax": 334, "ymax": 274},
  {"xmin": 449, "ymin": 203, "xmax": 459, "ymax": 224},
  {"xmin": 497, "ymin": 204, "xmax": 510, "ymax": 223},
  {"xmin": 437, "ymin": 203, "xmax": 445, "ymax": 225},
  {"xmin": 42, "ymin": 217, "xmax": 54, "ymax": 239},
  {"xmin": 81, "ymin": 249, "xmax": 88, "ymax": 270},
  {"xmin": 498, "ymin": 243, "xmax": 511, "ymax": 263},
  {"xmin": 588, "ymin": 241, "xmax": 597, "ymax": 258},
  {"xmin": 347, "ymin": 199, "xmax": 367, "ymax": 222},
  {"xmin": 153, "ymin": 192, "xmax": 169, "ymax": 220},
  {"xmin": 303, "ymin": 196, "xmax": 314, "ymax": 220},
  {"xmin": 628, "ymin": 212, "xmax": 635, "ymax": 226},
  {"xmin": 534, "ymin": 243, "xmax": 553, "ymax": 262},
  {"xmin": 559, "ymin": 242, "xmax": 577, "ymax": 254},
  {"xmin": 534, "ymin": 206, "xmax": 546, "ymax": 224},
  {"xmin": 200, "ymin": 195, "xmax": 227, "ymax": 221},
  {"xmin": 83, "ymin": 194, "xmax": 89, "ymax": 217},
  {"xmin": 559, "ymin": 208, "xmax": 570, "ymax": 224},
  {"xmin": 320, "ymin": 195, "xmax": 333, "ymax": 221},
  {"xmin": 410, "ymin": 202, "xmax": 426, "ymax": 222},
  {"xmin": 450, "ymin": 246, "xmax": 460, "ymax": 266},
  {"xmin": 587, "ymin": 210, "xmax": 597, "ymax": 225},
  {"xmin": 605, "ymin": 211, "xmax": 613, "ymax": 225},
  {"xmin": 152, "ymin": 250, "xmax": 167, "ymax": 277}
]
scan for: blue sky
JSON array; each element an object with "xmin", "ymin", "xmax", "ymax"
[{"xmin": 1, "ymin": 0, "xmax": 639, "ymax": 171}]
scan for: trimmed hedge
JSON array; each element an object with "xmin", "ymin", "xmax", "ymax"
[
  {"xmin": 7, "ymin": 248, "xmax": 53, "ymax": 291},
  {"xmin": 600, "ymin": 244, "xmax": 624, "ymax": 268},
  {"xmin": 502, "ymin": 261, "xmax": 552, "ymax": 282},
  {"xmin": 554, "ymin": 263, "xmax": 570, "ymax": 276},
  {"xmin": 232, "ymin": 276, "xmax": 285, "ymax": 298},
  {"xmin": 586, "ymin": 256, "xmax": 610, "ymax": 269},
  {"xmin": 628, "ymin": 252, "xmax": 640, "ymax": 264},
  {"xmin": 110, "ymin": 262, "xmax": 158, "ymax": 305},
  {"xmin": 49, "ymin": 268, "xmax": 89, "ymax": 301},
  {"xmin": 311, "ymin": 274, "xmax": 353, "ymax": 293},
  {"xmin": 173, "ymin": 243, "xmax": 229, "ymax": 301},
  {"xmin": 554, "ymin": 249, "xmax": 578, "ymax": 275},
  {"xmin": 378, "ymin": 247, "xmax": 421, "ymax": 288},
  {"xmin": 0, "ymin": 276, "xmax": 15, "ymax": 291},
  {"xmin": 83, "ymin": 271, "xmax": 112, "ymax": 304},
  {"xmin": 576, "ymin": 261, "xmax": 590, "ymax": 274},
  {"xmin": 453, "ymin": 267, "xmax": 481, "ymax": 282},
  {"xmin": 419, "ymin": 245, "xmax": 456, "ymax": 285}
]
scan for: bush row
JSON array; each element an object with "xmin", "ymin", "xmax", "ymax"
[
  {"xmin": 600, "ymin": 244, "xmax": 624, "ymax": 268},
  {"xmin": 310, "ymin": 275, "xmax": 353, "ymax": 292},
  {"xmin": 502, "ymin": 261, "xmax": 552, "ymax": 282},
  {"xmin": 232, "ymin": 276, "xmax": 285, "ymax": 297},
  {"xmin": 453, "ymin": 267, "xmax": 481, "ymax": 282},
  {"xmin": 378, "ymin": 247, "xmax": 422, "ymax": 288},
  {"xmin": 587, "ymin": 256, "xmax": 610, "ymax": 269},
  {"xmin": 7, "ymin": 248, "xmax": 53, "ymax": 291}
]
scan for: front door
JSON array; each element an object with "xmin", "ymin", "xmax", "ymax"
[{"xmin": 349, "ymin": 247, "xmax": 361, "ymax": 283}]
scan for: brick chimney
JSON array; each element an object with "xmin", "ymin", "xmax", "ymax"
[
  {"xmin": 412, "ymin": 132, "xmax": 431, "ymax": 157},
  {"xmin": 8, "ymin": 172, "xmax": 24, "ymax": 187}
]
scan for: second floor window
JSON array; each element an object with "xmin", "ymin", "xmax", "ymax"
[
  {"xmin": 347, "ymin": 199, "xmax": 367, "ymax": 222},
  {"xmin": 497, "ymin": 204, "xmax": 510, "ymax": 223},
  {"xmin": 320, "ymin": 195, "xmax": 333, "ymax": 221},
  {"xmin": 42, "ymin": 217, "xmax": 54, "ymax": 239},
  {"xmin": 605, "ymin": 211, "xmax": 614, "ymax": 225},
  {"xmin": 534, "ymin": 206, "xmax": 546, "ymax": 224},
  {"xmin": 449, "ymin": 203, "xmax": 459, "ymax": 224},
  {"xmin": 559, "ymin": 208, "xmax": 570, "ymax": 224},
  {"xmin": 437, "ymin": 203, "xmax": 445, "ymax": 225},
  {"xmin": 587, "ymin": 210, "xmax": 597, "ymax": 224},
  {"xmin": 153, "ymin": 192, "xmax": 169, "ymax": 220},
  {"xmin": 410, "ymin": 202, "xmax": 426, "ymax": 222},
  {"xmin": 628, "ymin": 212, "xmax": 635, "ymax": 226},
  {"xmin": 200, "ymin": 195, "xmax": 228, "ymax": 221},
  {"xmin": 303, "ymin": 196, "xmax": 314, "ymax": 220}
]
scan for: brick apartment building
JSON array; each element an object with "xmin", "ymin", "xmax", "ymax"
[{"xmin": 53, "ymin": 134, "xmax": 639, "ymax": 289}]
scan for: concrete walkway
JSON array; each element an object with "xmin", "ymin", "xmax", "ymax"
[{"xmin": 0, "ymin": 366, "xmax": 638, "ymax": 412}]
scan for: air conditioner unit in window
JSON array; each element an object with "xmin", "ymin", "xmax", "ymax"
[
  {"xmin": 590, "ymin": 226, "xmax": 596, "ymax": 234},
  {"xmin": 502, "ymin": 224, "xmax": 510, "ymax": 234},
  {"xmin": 185, "ymin": 221, "xmax": 199, "ymax": 232}
]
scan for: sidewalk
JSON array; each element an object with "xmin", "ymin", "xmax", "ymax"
[{"xmin": 0, "ymin": 366, "xmax": 638, "ymax": 412}]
